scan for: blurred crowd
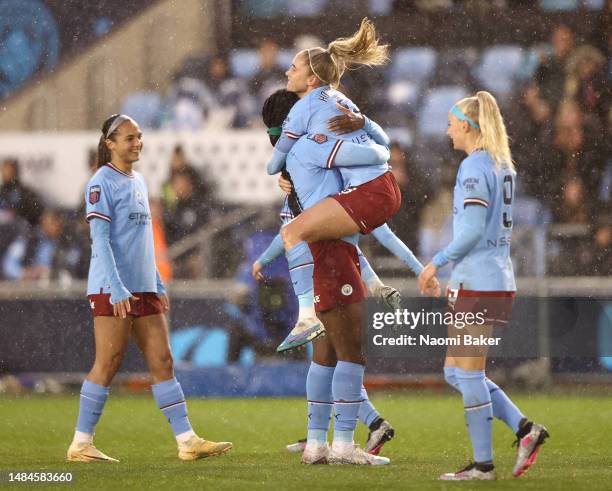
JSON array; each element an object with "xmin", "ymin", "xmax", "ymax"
[
  {"xmin": 1, "ymin": 4, "xmax": 610, "ymax": 283},
  {"xmin": 0, "ymin": 145, "xmax": 220, "ymax": 284},
  {"xmin": 0, "ymin": 0, "xmax": 610, "ymax": 364}
]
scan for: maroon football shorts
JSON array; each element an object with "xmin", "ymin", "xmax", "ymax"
[
  {"xmin": 447, "ymin": 287, "xmax": 516, "ymax": 327},
  {"xmin": 331, "ymin": 171, "xmax": 401, "ymax": 234},
  {"xmin": 87, "ymin": 292, "xmax": 164, "ymax": 318},
  {"xmin": 308, "ymin": 239, "xmax": 367, "ymax": 313}
]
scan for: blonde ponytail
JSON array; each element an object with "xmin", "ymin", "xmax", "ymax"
[
  {"xmin": 456, "ymin": 91, "xmax": 515, "ymax": 171},
  {"xmin": 303, "ymin": 17, "xmax": 389, "ymax": 88},
  {"xmin": 327, "ymin": 17, "xmax": 389, "ymax": 69}
]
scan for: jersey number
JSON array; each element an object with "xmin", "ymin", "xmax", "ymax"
[{"xmin": 502, "ymin": 175, "xmax": 513, "ymax": 228}]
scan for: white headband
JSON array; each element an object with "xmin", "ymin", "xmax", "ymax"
[
  {"xmin": 105, "ymin": 115, "xmax": 135, "ymax": 139},
  {"xmin": 307, "ymin": 48, "xmax": 330, "ymax": 85}
]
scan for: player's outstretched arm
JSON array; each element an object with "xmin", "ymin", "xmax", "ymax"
[
  {"xmin": 334, "ymin": 140, "xmax": 390, "ymax": 167},
  {"xmin": 431, "ymin": 204, "xmax": 487, "ymax": 268},
  {"xmin": 371, "ymin": 223, "xmax": 424, "ymax": 275},
  {"xmin": 252, "ymin": 233, "xmax": 285, "ymax": 280},
  {"xmin": 363, "ymin": 116, "xmax": 391, "ymax": 149},
  {"xmin": 267, "ymin": 133, "xmax": 299, "ymax": 174}
]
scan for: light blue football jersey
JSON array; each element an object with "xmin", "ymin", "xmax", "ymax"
[
  {"xmin": 85, "ymin": 163, "xmax": 157, "ymax": 295},
  {"xmin": 286, "ymin": 135, "xmax": 344, "ymax": 210},
  {"xmin": 449, "ymin": 150, "xmax": 516, "ymax": 291},
  {"xmin": 283, "ymin": 85, "xmax": 388, "ymax": 188}
]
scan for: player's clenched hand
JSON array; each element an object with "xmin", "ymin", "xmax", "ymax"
[
  {"xmin": 251, "ymin": 261, "xmax": 264, "ymax": 281},
  {"xmin": 424, "ymin": 275, "xmax": 441, "ymax": 298},
  {"xmin": 418, "ymin": 263, "xmax": 440, "ymax": 297},
  {"xmin": 278, "ymin": 174, "xmax": 293, "ymax": 194},
  {"xmin": 158, "ymin": 294, "xmax": 170, "ymax": 312},
  {"xmin": 113, "ymin": 295, "xmax": 139, "ymax": 318},
  {"xmin": 327, "ymin": 102, "xmax": 365, "ymax": 135}
]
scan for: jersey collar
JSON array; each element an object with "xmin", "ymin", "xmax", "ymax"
[{"xmin": 105, "ymin": 162, "xmax": 134, "ymax": 178}]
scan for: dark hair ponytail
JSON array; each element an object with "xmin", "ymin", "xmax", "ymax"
[{"xmin": 96, "ymin": 114, "xmax": 121, "ymax": 168}]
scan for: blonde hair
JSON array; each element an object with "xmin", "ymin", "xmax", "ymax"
[
  {"xmin": 302, "ymin": 17, "xmax": 389, "ymax": 88},
  {"xmin": 456, "ymin": 91, "xmax": 515, "ymax": 171}
]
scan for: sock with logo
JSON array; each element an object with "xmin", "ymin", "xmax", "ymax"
[{"xmin": 286, "ymin": 241, "xmax": 315, "ymax": 320}]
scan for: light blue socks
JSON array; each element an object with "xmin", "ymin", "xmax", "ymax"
[
  {"xmin": 445, "ymin": 366, "xmax": 525, "ymax": 433},
  {"xmin": 286, "ymin": 241, "xmax": 315, "ymax": 315},
  {"xmin": 358, "ymin": 385, "xmax": 380, "ymax": 427},
  {"xmin": 455, "ymin": 368, "xmax": 493, "ymax": 463},
  {"xmin": 306, "ymin": 362, "xmax": 334, "ymax": 444},
  {"xmin": 76, "ymin": 380, "xmax": 109, "ymax": 435},
  {"xmin": 332, "ymin": 361, "xmax": 365, "ymax": 443},
  {"xmin": 152, "ymin": 377, "xmax": 193, "ymax": 437}
]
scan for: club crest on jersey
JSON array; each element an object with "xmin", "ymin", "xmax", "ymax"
[
  {"xmin": 89, "ymin": 185, "xmax": 101, "ymax": 204},
  {"xmin": 341, "ymin": 284, "xmax": 353, "ymax": 296},
  {"xmin": 135, "ymin": 190, "xmax": 144, "ymax": 206},
  {"xmin": 308, "ymin": 133, "xmax": 328, "ymax": 144}
]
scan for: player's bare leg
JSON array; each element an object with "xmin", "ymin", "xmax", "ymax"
[
  {"xmin": 67, "ymin": 316, "xmax": 131, "ymax": 463},
  {"xmin": 131, "ymin": 314, "xmax": 174, "ymax": 384},
  {"xmin": 281, "ymin": 198, "xmax": 359, "ymax": 250},
  {"xmin": 88, "ymin": 316, "xmax": 132, "ymax": 386},
  {"xmin": 318, "ymin": 302, "xmax": 365, "ymax": 365},
  {"xmin": 132, "ymin": 314, "xmax": 232, "ymax": 460}
]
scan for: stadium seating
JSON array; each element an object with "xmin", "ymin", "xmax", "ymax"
[
  {"xmin": 388, "ymin": 47, "xmax": 437, "ymax": 85},
  {"xmin": 473, "ymin": 44, "xmax": 524, "ymax": 101},
  {"xmin": 278, "ymin": 49, "xmax": 294, "ymax": 70},
  {"xmin": 229, "ymin": 48, "xmax": 292, "ymax": 80},
  {"xmin": 229, "ymin": 48, "xmax": 260, "ymax": 79},
  {"xmin": 386, "ymin": 47, "xmax": 438, "ymax": 114},
  {"xmin": 417, "ymin": 85, "xmax": 468, "ymax": 140},
  {"xmin": 368, "ymin": 0, "xmax": 393, "ymax": 15},
  {"xmin": 431, "ymin": 47, "xmax": 478, "ymax": 88},
  {"xmin": 386, "ymin": 80, "xmax": 421, "ymax": 112},
  {"xmin": 119, "ymin": 91, "xmax": 163, "ymax": 129},
  {"xmin": 287, "ymin": 0, "xmax": 328, "ymax": 17}
]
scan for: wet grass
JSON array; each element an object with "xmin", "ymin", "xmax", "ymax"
[{"xmin": 1, "ymin": 393, "xmax": 611, "ymax": 490}]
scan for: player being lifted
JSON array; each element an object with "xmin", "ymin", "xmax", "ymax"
[
  {"xmin": 67, "ymin": 114, "xmax": 232, "ymax": 463},
  {"xmin": 418, "ymin": 92, "xmax": 549, "ymax": 480},
  {"xmin": 267, "ymin": 18, "xmax": 417, "ymax": 349},
  {"xmin": 261, "ymin": 89, "xmax": 395, "ymax": 465},
  {"xmin": 256, "ymin": 90, "xmax": 422, "ymax": 353},
  {"xmin": 258, "ymin": 89, "xmax": 425, "ymax": 457}
]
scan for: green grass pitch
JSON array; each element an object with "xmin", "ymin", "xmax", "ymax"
[{"xmin": 1, "ymin": 392, "xmax": 611, "ymax": 490}]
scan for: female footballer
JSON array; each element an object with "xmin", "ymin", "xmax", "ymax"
[
  {"xmin": 265, "ymin": 18, "xmax": 404, "ymax": 253},
  {"xmin": 418, "ymin": 92, "xmax": 549, "ymax": 480},
  {"xmin": 259, "ymin": 90, "xmax": 430, "ymax": 465},
  {"xmin": 257, "ymin": 90, "xmax": 423, "ymax": 353},
  {"xmin": 67, "ymin": 114, "xmax": 232, "ymax": 463}
]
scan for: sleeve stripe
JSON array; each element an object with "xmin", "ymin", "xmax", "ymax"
[
  {"xmin": 284, "ymin": 131, "xmax": 302, "ymax": 140},
  {"xmin": 289, "ymin": 262, "xmax": 314, "ymax": 272},
  {"xmin": 326, "ymin": 140, "xmax": 343, "ymax": 168},
  {"xmin": 464, "ymin": 198, "xmax": 489, "ymax": 208},
  {"xmin": 86, "ymin": 211, "xmax": 112, "ymax": 222}
]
